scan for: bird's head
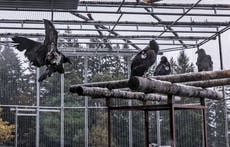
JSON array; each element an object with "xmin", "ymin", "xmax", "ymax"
[
  {"xmin": 160, "ymin": 56, "xmax": 168, "ymax": 63},
  {"xmin": 149, "ymin": 39, "xmax": 159, "ymax": 53},
  {"xmin": 195, "ymin": 49, "xmax": 206, "ymax": 55}
]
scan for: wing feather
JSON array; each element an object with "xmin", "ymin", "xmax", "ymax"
[{"xmin": 43, "ymin": 19, "xmax": 58, "ymax": 50}]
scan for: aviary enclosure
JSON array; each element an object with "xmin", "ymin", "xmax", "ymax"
[{"xmin": 0, "ymin": 0, "xmax": 229, "ymax": 147}]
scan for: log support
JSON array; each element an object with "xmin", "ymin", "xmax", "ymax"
[
  {"xmin": 73, "ymin": 69, "xmax": 230, "ymax": 89},
  {"xmin": 129, "ymin": 77, "xmax": 222, "ymax": 100},
  {"xmin": 69, "ymin": 70, "xmax": 229, "ymax": 147}
]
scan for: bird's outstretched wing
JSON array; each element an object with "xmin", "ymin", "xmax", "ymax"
[
  {"xmin": 12, "ymin": 36, "xmax": 47, "ymax": 67},
  {"xmin": 12, "ymin": 36, "xmax": 40, "ymax": 51},
  {"xmin": 43, "ymin": 19, "xmax": 58, "ymax": 51}
]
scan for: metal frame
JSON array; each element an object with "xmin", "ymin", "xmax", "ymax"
[
  {"xmin": 0, "ymin": 1, "xmax": 229, "ymax": 147},
  {"xmin": 106, "ymin": 95, "xmax": 208, "ymax": 147}
]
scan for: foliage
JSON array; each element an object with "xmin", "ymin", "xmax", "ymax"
[
  {"xmin": 0, "ymin": 108, "xmax": 15, "ymax": 144},
  {"xmin": 170, "ymin": 51, "xmax": 194, "ymax": 74}
]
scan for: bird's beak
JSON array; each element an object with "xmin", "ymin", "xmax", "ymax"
[{"xmin": 195, "ymin": 50, "xmax": 198, "ymax": 54}]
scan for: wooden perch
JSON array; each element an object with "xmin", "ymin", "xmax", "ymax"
[
  {"xmin": 153, "ymin": 69, "xmax": 230, "ymax": 83},
  {"xmin": 183, "ymin": 78, "xmax": 230, "ymax": 88},
  {"xmin": 69, "ymin": 86, "xmax": 181, "ymax": 102},
  {"xmin": 72, "ymin": 79, "xmax": 129, "ymax": 90},
  {"xmin": 75, "ymin": 69, "xmax": 230, "ymax": 89},
  {"xmin": 128, "ymin": 77, "xmax": 222, "ymax": 100}
]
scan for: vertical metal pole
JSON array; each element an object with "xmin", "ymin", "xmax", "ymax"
[
  {"xmin": 107, "ymin": 99, "xmax": 111, "ymax": 147},
  {"xmin": 127, "ymin": 57, "xmax": 133, "ymax": 147},
  {"xmin": 156, "ymin": 103, "xmax": 161, "ymax": 146},
  {"xmin": 51, "ymin": 0, "xmax": 54, "ymax": 21},
  {"xmin": 36, "ymin": 68, "xmax": 40, "ymax": 147},
  {"xmin": 168, "ymin": 95, "xmax": 176, "ymax": 147},
  {"xmin": 60, "ymin": 74, "xmax": 65, "ymax": 147},
  {"xmin": 200, "ymin": 98, "xmax": 208, "ymax": 147},
  {"xmin": 144, "ymin": 110, "xmax": 149, "ymax": 147},
  {"xmin": 217, "ymin": 30, "xmax": 229, "ymax": 147},
  {"xmin": 15, "ymin": 107, "xmax": 18, "ymax": 147},
  {"xmin": 84, "ymin": 57, "xmax": 89, "ymax": 147}
]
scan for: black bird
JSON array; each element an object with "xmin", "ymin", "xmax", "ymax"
[
  {"xmin": 154, "ymin": 56, "xmax": 171, "ymax": 76},
  {"xmin": 196, "ymin": 49, "xmax": 213, "ymax": 72},
  {"xmin": 12, "ymin": 19, "xmax": 71, "ymax": 82},
  {"xmin": 130, "ymin": 40, "xmax": 159, "ymax": 77}
]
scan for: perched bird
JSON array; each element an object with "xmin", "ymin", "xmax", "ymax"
[
  {"xmin": 12, "ymin": 19, "xmax": 71, "ymax": 82},
  {"xmin": 196, "ymin": 49, "xmax": 213, "ymax": 72},
  {"xmin": 130, "ymin": 40, "xmax": 159, "ymax": 77},
  {"xmin": 154, "ymin": 56, "xmax": 171, "ymax": 76}
]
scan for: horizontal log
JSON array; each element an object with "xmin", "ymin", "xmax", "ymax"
[
  {"xmin": 128, "ymin": 77, "xmax": 222, "ymax": 100},
  {"xmin": 183, "ymin": 78, "xmax": 230, "ymax": 88},
  {"xmin": 69, "ymin": 86, "xmax": 181, "ymax": 102},
  {"xmin": 153, "ymin": 69, "xmax": 230, "ymax": 83},
  {"xmin": 76, "ymin": 69, "xmax": 230, "ymax": 89},
  {"xmin": 73, "ymin": 79, "xmax": 129, "ymax": 90}
]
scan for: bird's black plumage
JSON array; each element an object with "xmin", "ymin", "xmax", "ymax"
[
  {"xmin": 154, "ymin": 56, "xmax": 171, "ymax": 76},
  {"xmin": 196, "ymin": 49, "xmax": 213, "ymax": 72},
  {"xmin": 130, "ymin": 40, "xmax": 159, "ymax": 77},
  {"xmin": 12, "ymin": 19, "xmax": 71, "ymax": 82}
]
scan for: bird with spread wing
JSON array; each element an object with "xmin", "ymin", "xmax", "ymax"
[
  {"xmin": 12, "ymin": 19, "xmax": 71, "ymax": 82},
  {"xmin": 154, "ymin": 56, "xmax": 171, "ymax": 76},
  {"xmin": 130, "ymin": 40, "xmax": 159, "ymax": 78},
  {"xmin": 196, "ymin": 49, "xmax": 213, "ymax": 72}
]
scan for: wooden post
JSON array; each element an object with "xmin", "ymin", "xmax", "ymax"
[
  {"xmin": 129, "ymin": 77, "xmax": 222, "ymax": 100},
  {"xmin": 200, "ymin": 98, "xmax": 208, "ymax": 147},
  {"xmin": 168, "ymin": 95, "xmax": 176, "ymax": 147}
]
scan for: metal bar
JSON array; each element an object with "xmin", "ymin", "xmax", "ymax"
[
  {"xmin": 36, "ymin": 68, "xmax": 40, "ymax": 147},
  {"xmin": 3, "ymin": 33, "xmax": 211, "ymax": 40},
  {"xmin": 198, "ymin": 25, "xmax": 230, "ymax": 47},
  {"xmin": 48, "ymin": 10, "xmax": 230, "ymax": 17},
  {"xmin": 84, "ymin": 57, "xmax": 89, "ymax": 147},
  {"xmin": 200, "ymin": 98, "xmax": 208, "ymax": 147},
  {"xmin": 173, "ymin": 104, "xmax": 205, "ymax": 109},
  {"xmin": 78, "ymin": 1, "xmax": 230, "ymax": 9},
  {"xmin": 0, "ymin": 105, "xmax": 107, "ymax": 109},
  {"xmin": 218, "ymin": 30, "xmax": 230, "ymax": 147},
  {"xmin": 128, "ymin": 57, "xmax": 133, "ymax": 147},
  {"xmin": 106, "ymin": 99, "xmax": 111, "ymax": 147},
  {"xmin": 144, "ymin": 7, "xmax": 187, "ymax": 48},
  {"xmin": 2, "ymin": 41, "xmax": 198, "ymax": 46},
  {"xmin": 109, "ymin": 105, "xmax": 171, "ymax": 111},
  {"xmin": 0, "ymin": 19, "xmax": 228, "ymax": 27},
  {"xmin": 0, "ymin": 26, "xmax": 218, "ymax": 34},
  {"xmin": 116, "ymin": 0, "xmax": 125, "ymax": 12},
  {"xmin": 156, "ymin": 0, "xmax": 202, "ymax": 39},
  {"xmin": 156, "ymin": 109, "xmax": 161, "ymax": 146},
  {"xmin": 144, "ymin": 110, "xmax": 149, "ymax": 147},
  {"xmin": 15, "ymin": 107, "xmax": 18, "ymax": 147},
  {"xmin": 60, "ymin": 74, "xmax": 65, "ymax": 147},
  {"xmin": 168, "ymin": 95, "xmax": 176, "ymax": 147},
  {"xmin": 70, "ymin": 13, "xmax": 141, "ymax": 50},
  {"xmin": 0, "ymin": 2, "xmax": 229, "ymax": 10},
  {"xmin": 17, "ymin": 113, "xmax": 37, "ymax": 116}
]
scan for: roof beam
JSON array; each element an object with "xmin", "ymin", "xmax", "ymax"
[{"xmin": 2, "ymin": 33, "xmax": 211, "ymax": 40}]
